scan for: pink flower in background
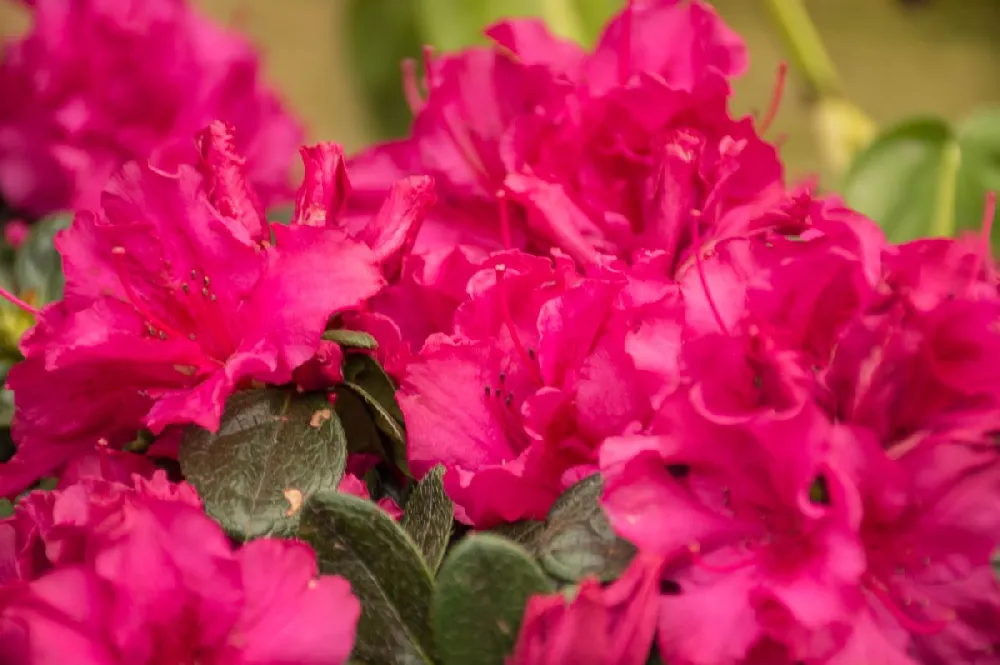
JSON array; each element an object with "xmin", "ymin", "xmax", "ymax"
[
  {"xmin": 0, "ymin": 0, "xmax": 302, "ymax": 218},
  {"xmin": 509, "ymin": 553, "xmax": 664, "ymax": 665},
  {"xmin": 347, "ymin": 0, "xmax": 776, "ymax": 268},
  {"xmin": 0, "ymin": 495, "xmax": 360, "ymax": 665},
  {"xmin": 0, "ymin": 125, "xmax": 384, "ymax": 496}
]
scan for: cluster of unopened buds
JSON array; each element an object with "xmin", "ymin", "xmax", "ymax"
[{"xmin": 0, "ymin": 0, "xmax": 998, "ymax": 664}]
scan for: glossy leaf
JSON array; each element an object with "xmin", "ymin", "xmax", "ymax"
[
  {"xmin": 400, "ymin": 465, "xmax": 454, "ymax": 573},
  {"xmin": 179, "ymin": 388, "xmax": 347, "ymax": 541},
  {"xmin": 300, "ymin": 491, "xmax": 436, "ymax": 665},
  {"xmin": 537, "ymin": 474, "xmax": 636, "ymax": 583},
  {"xmin": 433, "ymin": 534, "xmax": 554, "ymax": 665}
]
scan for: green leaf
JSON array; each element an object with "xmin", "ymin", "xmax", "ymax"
[
  {"xmin": 400, "ymin": 465, "xmax": 454, "ymax": 573},
  {"xmin": 0, "ymin": 499, "xmax": 12, "ymax": 518},
  {"xmin": 433, "ymin": 534, "xmax": 554, "ymax": 665},
  {"xmin": 484, "ymin": 519, "xmax": 546, "ymax": 556},
  {"xmin": 415, "ymin": 0, "xmax": 541, "ymax": 51},
  {"xmin": 300, "ymin": 491, "xmax": 436, "ymax": 665},
  {"xmin": 842, "ymin": 118, "xmax": 964, "ymax": 242},
  {"xmin": 955, "ymin": 107, "xmax": 1000, "ymax": 240},
  {"xmin": 14, "ymin": 212, "xmax": 71, "ymax": 306},
  {"xmin": 342, "ymin": 353, "xmax": 410, "ymax": 476},
  {"xmin": 334, "ymin": 385, "xmax": 387, "ymax": 458},
  {"xmin": 537, "ymin": 474, "xmax": 636, "ymax": 584},
  {"xmin": 266, "ymin": 203, "xmax": 294, "ymax": 225},
  {"xmin": 179, "ymin": 388, "xmax": 348, "ymax": 541},
  {"xmin": 323, "ymin": 328, "xmax": 379, "ymax": 350}
]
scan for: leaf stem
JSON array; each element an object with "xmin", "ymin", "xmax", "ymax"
[
  {"xmin": 931, "ymin": 141, "xmax": 962, "ymax": 238},
  {"xmin": 762, "ymin": 0, "xmax": 842, "ymax": 99},
  {"xmin": 540, "ymin": 0, "xmax": 588, "ymax": 45}
]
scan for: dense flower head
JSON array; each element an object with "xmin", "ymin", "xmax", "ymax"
[
  {"xmin": 598, "ymin": 196, "xmax": 1000, "ymax": 663},
  {"xmin": 0, "ymin": 450, "xmax": 360, "ymax": 665},
  {"xmin": 0, "ymin": 0, "xmax": 302, "ymax": 217},
  {"xmin": 0, "ymin": 122, "xmax": 387, "ymax": 496},
  {"xmin": 347, "ymin": 0, "xmax": 781, "ymax": 269},
  {"xmin": 399, "ymin": 250, "xmax": 653, "ymax": 526}
]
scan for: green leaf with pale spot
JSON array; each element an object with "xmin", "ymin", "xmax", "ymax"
[
  {"xmin": 401, "ymin": 465, "xmax": 453, "ymax": 573},
  {"xmin": 300, "ymin": 491, "xmax": 436, "ymax": 665},
  {"xmin": 14, "ymin": 213, "xmax": 71, "ymax": 306},
  {"xmin": 179, "ymin": 388, "xmax": 347, "ymax": 541},
  {"xmin": 433, "ymin": 534, "xmax": 554, "ymax": 665}
]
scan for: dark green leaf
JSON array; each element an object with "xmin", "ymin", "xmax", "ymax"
[
  {"xmin": 0, "ymin": 499, "xmax": 11, "ymax": 518},
  {"xmin": 433, "ymin": 534, "xmax": 554, "ymax": 665},
  {"xmin": 485, "ymin": 520, "xmax": 546, "ymax": 556},
  {"xmin": 342, "ymin": 353, "xmax": 410, "ymax": 476},
  {"xmin": 300, "ymin": 491, "xmax": 436, "ymax": 665},
  {"xmin": 842, "ymin": 118, "xmax": 963, "ymax": 243},
  {"xmin": 179, "ymin": 388, "xmax": 348, "ymax": 541},
  {"xmin": 400, "ymin": 465, "xmax": 453, "ymax": 573},
  {"xmin": 334, "ymin": 385, "xmax": 387, "ymax": 458},
  {"xmin": 323, "ymin": 329, "xmax": 379, "ymax": 350},
  {"xmin": 14, "ymin": 212, "xmax": 70, "ymax": 306},
  {"xmin": 538, "ymin": 474, "xmax": 636, "ymax": 583}
]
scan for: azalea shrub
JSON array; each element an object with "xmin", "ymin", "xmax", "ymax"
[{"xmin": 1, "ymin": 1, "xmax": 1000, "ymax": 664}]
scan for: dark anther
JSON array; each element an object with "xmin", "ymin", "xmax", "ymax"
[
  {"xmin": 505, "ymin": 393, "xmax": 513, "ymax": 407},
  {"xmin": 808, "ymin": 474, "xmax": 831, "ymax": 506},
  {"xmin": 527, "ymin": 347, "xmax": 535, "ymax": 360},
  {"xmin": 499, "ymin": 372, "xmax": 506, "ymax": 384},
  {"xmin": 495, "ymin": 388, "xmax": 502, "ymax": 397},
  {"xmin": 660, "ymin": 579, "xmax": 682, "ymax": 595},
  {"xmin": 484, "ymin": 385, "xmax": 491, "ymax": 396},
  {"xmin": 666, "ymin": 463, "xmax": 690, "ymax": 479}
]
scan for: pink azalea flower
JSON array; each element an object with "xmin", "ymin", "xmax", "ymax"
[
  {"xmin": 828, "ymin": 423, "xmax": 1000, "ymax": 665},
  {"xmin": 347, "ymin": 0, "xmax": 776, "ymax": 268},
  {"xmin": 0, "ymin": 125, "xmax": 384, "ymax": 496},
  {"xmin": 824, "ymin": 232, "xmax": 1000, "ymax": 448},
  {"xmin": 0, "ymin": 0, "xmax": 302, "ymax": 218},
  {"xmin": 508, "ymin": 553, "xmax": 664, "ymax": 665},
  {"xmin": 399, "ymin": 251, "xmax": 650, "ymax": 526},
  {"xmin": 0, "ymin": 449, "xmax": 198, "ymax": 584},
  {"xmin": 600, "ymin": 406, "xmax": 866, "ymax": 663},
  {"xmin": 0, "ymin": 494, "xmax": 360, "ymax": 664}
]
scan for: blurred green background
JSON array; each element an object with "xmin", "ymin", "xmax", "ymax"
[{"xmin": 2, "ymin": 0, "xmax": 998, "ymax": 186}]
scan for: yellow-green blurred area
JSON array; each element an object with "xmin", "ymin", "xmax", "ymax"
[{"xmin": 2, "ymin": 0, "xmax": 998, "ymax": 186}]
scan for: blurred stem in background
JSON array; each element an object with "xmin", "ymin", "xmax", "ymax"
[{"xmin": 761, "ymin": 0, "xmax": 877, "ymax": 180}]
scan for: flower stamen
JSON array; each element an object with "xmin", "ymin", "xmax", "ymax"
[
  {"xmin": 757, "ymin": 62, "xmax": 788, "ymax": 137},
  {"xmin": 494, "ymin": 264, "xmax": 544, "ymax": 386}
]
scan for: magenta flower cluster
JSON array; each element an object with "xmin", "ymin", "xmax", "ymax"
[{"xmin": 1, "ymin": 0, "xmax": 999, "ymax": 664}]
